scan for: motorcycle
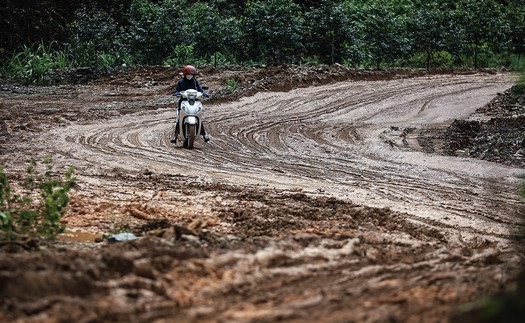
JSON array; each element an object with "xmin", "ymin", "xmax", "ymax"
[{"xmin": 173, "ymin": 89, "xmax": 206, "ymax": 149}]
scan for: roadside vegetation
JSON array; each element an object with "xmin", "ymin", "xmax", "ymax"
[
  {"xmin": 0, "ymin": 158, "xmax": 75, "ymax": 244},
  {"xmin": 1, "ymin": 0, "xmax": 525, "ymax": 84}
]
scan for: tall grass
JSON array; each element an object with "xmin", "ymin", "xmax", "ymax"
[{"xmin": 2, "ymin": 41, "xmax": 72, "ymax": 85}]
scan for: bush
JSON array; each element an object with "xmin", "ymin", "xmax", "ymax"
[
  {"xmin": 406, "ymin": 51, "xmax": 454, "ymax": 69},
  {"xmin": 0, "ymin": 158, "xmax": 76, "ymax": 240},
  {"xmin": 510, "ymin": 54, "xmax": 525, "ymax": 71},
  {"xmin": 68, "ymin": 5, "xmax": 134, "ymax": 68},
  {"xmin": 163, "ymin": 44, "xmax": 197, "ymax": 67}
]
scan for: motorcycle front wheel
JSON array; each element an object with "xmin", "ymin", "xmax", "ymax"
[{"xmin": 185, "ymin": 124, "xmax": 196, "ymax": 149}]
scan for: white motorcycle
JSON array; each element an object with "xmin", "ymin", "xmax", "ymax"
[{"xmin": 173, "ymin": 89, "xmax": 206, "ymax": 149}]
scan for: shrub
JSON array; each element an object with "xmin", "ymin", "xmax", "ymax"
[
  {"xmin": 68, "ymin": 5, "xmax": 128, "ymax": 68},
  {"xmin": 0, "ymin": 158, "xmax": 76, "ymax": 240},
  {"xmin": 163, "ymin": 44, "xmax": 197, "ymax": 67}
]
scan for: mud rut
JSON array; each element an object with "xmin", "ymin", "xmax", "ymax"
[{"xmin": 1, "ymin": 73, "xmax": 525, "ymax": 322}]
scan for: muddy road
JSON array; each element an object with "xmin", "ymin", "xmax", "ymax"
[{"xmin": 1, "ymin": 70, "xmax": 524, "ymax": 322}]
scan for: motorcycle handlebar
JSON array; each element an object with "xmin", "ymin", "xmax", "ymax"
[{"xmin": 171, "ymin": 92, "xmax": 210, "ymax": 99}]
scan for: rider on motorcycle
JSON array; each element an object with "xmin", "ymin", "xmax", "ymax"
[{"xmin": 170, "ymin": 65, "xmax": 210, "ymax": 144}]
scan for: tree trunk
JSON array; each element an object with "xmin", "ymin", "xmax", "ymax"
[
  {"xmin": 331, "ymin": 36, "xmax": 335, "ymax": 65},
  {"xmin": 474, "ymin": 48, "xmax": 478, "ymax": 70},
  {"xmin": 426, "ymin": 48, "xmax": 431, "ymax": 71}
]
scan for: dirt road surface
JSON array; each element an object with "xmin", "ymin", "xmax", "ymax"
[{"xmin": 0, "ymin": 69, "xmax": 524, "ymax": 322}]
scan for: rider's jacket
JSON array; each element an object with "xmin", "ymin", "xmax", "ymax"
[{"xmin": 176, "ymin": 77, "xmax": 204, "ymax": 93}]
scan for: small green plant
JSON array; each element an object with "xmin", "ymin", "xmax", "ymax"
[
  {"xmin": 209, "ymin": 52, "xmax": 232, "ymax": 67},
  {"xmin": 109, "ymin": 212, "xmax": 132, "ymax": 234},
  {"xmin": 0, "ymin": 158, "xmax": 76, "ymax": 240},
  {"xmin": 226, "ymin": 78, "xmax": 239, "ymax": 93}
]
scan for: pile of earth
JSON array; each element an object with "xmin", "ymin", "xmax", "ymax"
[
  {"xmin": 442, "ymin": 84, "xmax": 525, "ymax": 168},
  {"xmin": 412, "ymin": 79, "xmax": 525, "ymax": 168}
]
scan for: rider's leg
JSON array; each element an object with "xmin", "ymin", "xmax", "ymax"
[
  {"xmin": 174, "ymin": 120, "xmax": 180, "ymax": 137},
  {"xmin": 201, "ymin": 122, "xmax": 210, "ymax": 142},
  {"xmin": 170, "ymin": 107, "xmax": 181, "ymax": 143}
]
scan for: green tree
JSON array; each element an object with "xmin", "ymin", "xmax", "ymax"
[
  {"xmin": 185, "ymin": 1, "xmax": 242, "ymax": 66},
  {"xmin": 506, "ymin": 2, "xmax": 525, "ymax": 69},
  {"xmin": 69, "ymin": 6, "xmax": 130, "ymax": 67},
  {"xmin": 127, "ymin": 0, "xmax": 187, "ymax": 64},
  {"xmin": 408, "ymin": 1, "xmax": 455, "ymax": 70},
  {"xmin": 359, "ymin": 0, "xmax": 411, "ymax": 69},
  {"xmin": 242, "ymin": 0, "xmax": 305, "ymax": 65},
  {"xmin": 5, "ymin": 0, "xmax": 523, "ymax": 71},
  {"xmin": 304, "ymin": 0, "xmax": 359, "ymax": 65},
  {"xmin": 455, "ymin": 0, "xmax": 507, "ymax": 69}
]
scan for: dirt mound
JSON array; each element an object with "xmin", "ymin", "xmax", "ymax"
[
  {"xmin": 442, "ymin": 86, "xmax": 525, "ymax": 167},
  {"xmin": 444, "ymin": 117, "xmax": 525, "ymax": 167}
]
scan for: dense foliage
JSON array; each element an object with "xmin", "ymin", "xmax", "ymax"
[{"xmin": 2, "ymin": 0, "xmax": 525, "ymax": 83}]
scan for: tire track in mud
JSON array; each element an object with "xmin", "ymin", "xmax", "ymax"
[{"xmin": 47, "ymin": 74, "xmax": 524, "ymax": 242}]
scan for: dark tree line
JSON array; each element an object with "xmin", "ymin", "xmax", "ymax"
[{"xmin": 1, "ymin": 0, "xmax": 525, "ymax": 70}]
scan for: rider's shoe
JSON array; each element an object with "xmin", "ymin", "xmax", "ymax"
[
  {"xmin": 170, "ymin": 137, "xmax": 178, "ymax": 144},
  {"xmin": 203, "ymin": 135, "xmax": 210, "ymax": 143}
]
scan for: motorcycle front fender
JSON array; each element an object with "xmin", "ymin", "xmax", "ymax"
[{"xmin": 184, "ymin": 116, "xmax": 197, "ymax": 124}]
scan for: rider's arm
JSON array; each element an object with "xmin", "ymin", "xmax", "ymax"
[
  {"xmin": 195, "ymin": 80, "xmax": 204, "ymax": 93},
  {"xmin": 195, "ymin": 80, "xmax": 210, "ymax": 97},
  {"xmin": 174, "ymin": 79, "xmax": 184, "ymax": 95}
]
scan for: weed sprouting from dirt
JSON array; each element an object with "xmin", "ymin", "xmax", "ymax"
[
  {"xmin": 0, "ymin": 158, "xmax": 75, "ymax": 240},
  {"xmin": 226, "ymin": 78, "xmax": 239, "ymax": 93}
]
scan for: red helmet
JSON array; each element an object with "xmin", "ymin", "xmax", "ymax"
[{"xmin": 182, "ymin": 65, "xmax": 197, "ymax": 76}]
